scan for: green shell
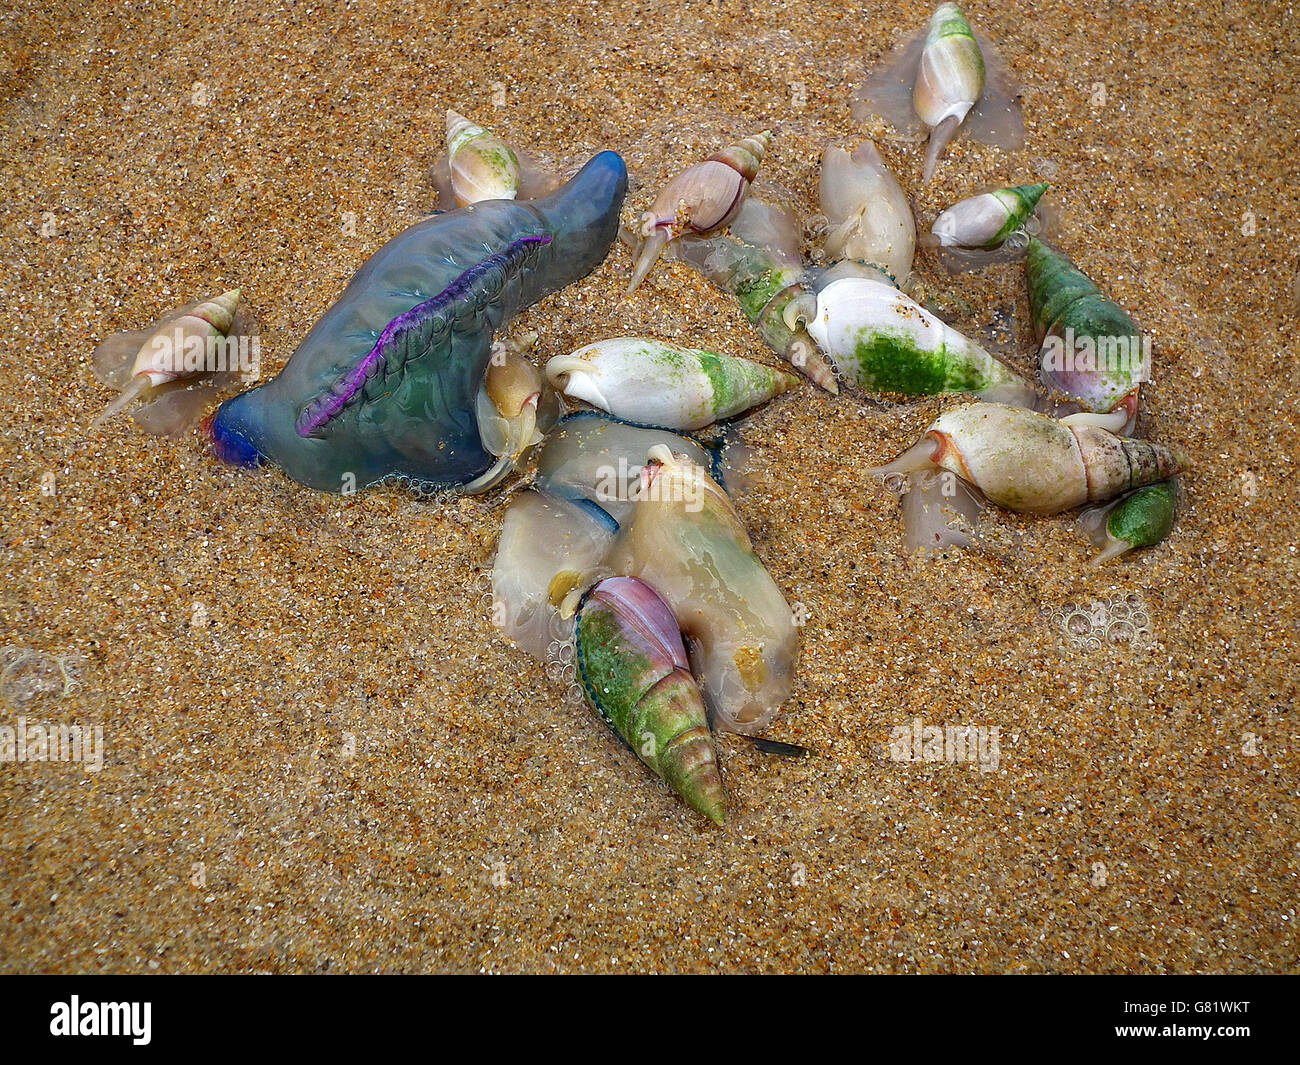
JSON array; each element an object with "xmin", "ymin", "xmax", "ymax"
[
  {"xmin": 574, "ymin": 577, "xmax": 724, "ymax": 825},
  {"xmin": 988, "ymin": 182, "xmax": 1049, "ymax": 247},
  {"xmin": 1026, "ymin": 238, "xmax": 1138, "ymax": 343},
  {"xmin": 1027, "ymin": 237, "xmax": 1145, "ymax": 412},
  {"xmin": 1107, "ymin": 481, "xmax": 1178, "ymax": 550}
]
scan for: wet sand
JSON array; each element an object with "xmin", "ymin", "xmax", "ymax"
[{"xmin": 1, "ymin": 0, "xmax": 1297, "ymax": 973}]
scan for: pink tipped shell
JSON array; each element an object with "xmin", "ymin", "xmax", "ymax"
[
  {"xmin": 646, "ymin": 130, "xmax": 771, "ymax": 236},
  {"xmin": 585, "ymin": 576, "xmax": 692, "ymax": 674},
  {"xmin": 645, "ymin": 160, "xmax": 745, "ymax": 235},
  {"xmin": 629, "ymin": 131, "xmax": 772, "ymax": 292}
]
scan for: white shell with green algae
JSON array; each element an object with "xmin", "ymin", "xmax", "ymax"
[
  {"xmin": 804, "ymin": 274, "xmax": 1039, "ymax": 405},
  {"xmin": 545, "ymin": 337, "xmax": 795, "ymax": 430}
]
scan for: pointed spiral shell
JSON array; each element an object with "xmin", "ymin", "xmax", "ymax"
[
  {"xmin": 1027, "ymin": 237, "xmax": 1146, "ymax": 417},
  {"xmin": 545, "ymin": 337, "xmax": 794, "ymax": 431},
  {"xmin": 445, "ymin": 109, "xmax": 521, "ymax": 206},
  {"xmin": 914, "ymin": 3, "xmax": 985, "ymax": 130},
  {"xmin": 628, "ymin": 131, "xmax": 772, "ymax": 291},
  {"xmin": 932, "ymin": 183, "xmax": 1049, "ymax": 250},
  {"xmin": 707, "ymin": 130, "xmax": 771, "ymax": 184},
  {"xmin": 575, "ymin": 576, "xmax": 726, "ymax": 825},
  {"xmin": 132, "ymin": 288, "xmax": 242, "ymax": 383},
  {"xmin": 878, "ymin": 403, "xmax": 1182, "ymax": 515},
  {"xmin": 644, "ymin": 129, "xmax": 771, "ymax": 235}
]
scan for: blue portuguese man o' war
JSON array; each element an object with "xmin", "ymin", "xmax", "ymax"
[{"xmin": 206, "ymin": 151, "xmax": 628, "ymax": 494}]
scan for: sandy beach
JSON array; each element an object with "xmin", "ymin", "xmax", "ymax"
[{"xmin": 1, "ymin": 0, "xmax": 1297, "ymax": 973}]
